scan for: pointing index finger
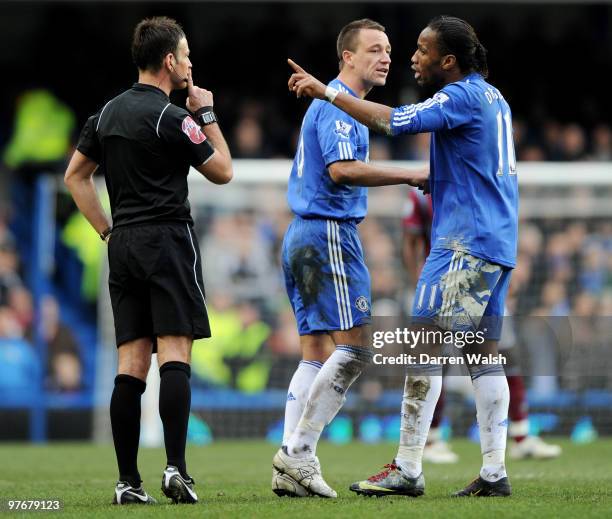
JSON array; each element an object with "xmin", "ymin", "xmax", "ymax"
[{"xmin": 287, "ymin": 58, "xmax": 306, "ymax": 74}]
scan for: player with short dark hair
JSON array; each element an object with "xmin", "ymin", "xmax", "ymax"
[
  {"xmin": 132, "ymin": 16, "xmax": 186, "ymax": 72},
  {"xmin": 288, "ymin": 15, "xmax": 518, "ymax": 497},
  {"xmin": 65, "ymin": 16, "xmax": 232, "ymax": 505},
  {"xmin": 336, "ymin": 19, "xmax": 386, "ymax": 69},
  {"xmin": 272, "ymin": 19, "xmax": 428, "ymax": 498}
]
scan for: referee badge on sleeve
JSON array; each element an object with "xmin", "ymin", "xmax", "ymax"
[{"xmin": 182, "ymin": 115, "xmax": 207, "ymax": 144}]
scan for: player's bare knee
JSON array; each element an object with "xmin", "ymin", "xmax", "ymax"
[
  {"xmin": 117, "ymin": 359, "xmax": 150, "ymax": 381},
  {"xmin": 117, "ymin": 339, "xmax": 152, "ymax": 380},
  {"xmin": 330, "ymin": 324, "xmax": 372, "ymax": 349},
  {"xmin": 301, "ymin": 334, "xmax": 333, "ymax": 362},
  {"xmin": 157, "ymin": 335, "xmax": 192, "ymax": 366},
  {"xmin": 302, "ymin": 344, "xmax": 329, "ymax": 363}
]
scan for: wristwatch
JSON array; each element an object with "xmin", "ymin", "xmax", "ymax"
[
  {"xmin": 99, "ymin": 226, "xmax": 112, "ymax": 242},
  {"xmin": 195, "ymin": 106, "xmax": 218, "ymax": 126}
]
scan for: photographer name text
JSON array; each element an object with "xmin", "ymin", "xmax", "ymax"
[{"xmin": 373, "ymin": 353, "xmax": 507, "ymax": 365}]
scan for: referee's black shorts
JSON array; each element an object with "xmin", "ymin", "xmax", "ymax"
[{"xmin": 108, "ymin": 222, "xmax": 211, "ymax": 348}]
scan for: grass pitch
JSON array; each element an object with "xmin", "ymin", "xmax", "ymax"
[{"xmin": 1, "ymin": 439, "xmax": 611, "ymax": 518}]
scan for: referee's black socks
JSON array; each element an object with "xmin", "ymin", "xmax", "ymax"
[
  {"xmin": 159, "ymin": 361, "xmax": 192, "ymax": 479},
  {"xmin": 110, "ymin": 374, "xmax": 146, "ymax": 487}
]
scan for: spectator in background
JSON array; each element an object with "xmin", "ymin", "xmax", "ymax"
[
  {"xmin": 0, "ymin": 218, "xmax": 16, "ymax": 249},
  {"xmin": 519, "ymin": 145, "xmax": 546, "ymax": 161},
  {"xmin": 537, "ymin": 281, "xmax": 570, "ymax": 316},
  {"xmin": 233, "ymin": 116, "xmax": 266, "ymax": 158},
  {"xmin": 260, "ymin": 207, "xmax": 292, "ymax": 270},
  {"xmin": 523, "ymin": 281, "xmax": 567, "ymax": 398},
  {"xmin": 231, "ymin": 100, "xmax": 274, "ymax": 158},
  {"xmin": 572, "ymin": 291, "xmax": 599, "ymax": 317},
  {"xmin": 542, "ymin": 120, "xmax": 563, "ymax": 160},
  {"xmin": 359, "ymin": 219, "xmax": 402, "ymax": 314},
  {"xmin": 359, "ymin": 217, "xmax": 402, "ymax": 308},
  {"xmin": 0, "ymin": 306, "xmax": 40, "ymax": 392},
  {"xmin": 41, "ymin": 295, "xmax": 82, "ymax": 392},
  {"xmin": 579, "ymin": 244, "xmax": 606, "ymax": 295},
  {"xmin": 590, "ymin": 124, "xmax": 612, "ymax": 161},
  {"xmin": 2, "ymin": 89, "xmax": 75, "ymax": 176},
  {"xmin": 564, "ymin": 290, "xmax": 601, "ymax": 391},
  {"xmin": 0, "ymin": 305, "xmax": 22, "ymax": 339},
  {"xmin": 559, "ymin": 124, "xmax": 587, "ymax": 161},
  {"xmin": 546, "ymin": 232, "xmax": 573, "ymax": 283},
  {"xmin": 514, "ymin": 117, "xmax": 547, "ymax": 161},
  {"xmin": 3, "ymin": 286, "xmax": 82, "ymax": 391},
  {"xmin": 267, "ymin": 306, "xmax": 301, "ymax": 358},
  {"xmin": 191, "ymin": 292, "xmax": 238, "ymax": 387},
  {"xmin": 202, "ymin": 211, "xmax": 279, "ymax": 301},
  {"xmin": 1, "ymin": 90, "xmax": 76, "ymax": 273},
  {"xmin": 0, "ymin": 242, "xmax": 23, "ymax": 307},
  {"xmin": 509, "ymin": 253, "xmax": 532, "ymax": 310},
  {"xmin": 515, "ymin": 223, "xmax": 545, "ymax": 314},
  {"xmin": 191, "ymin": 293, "xmax": 271, "ymax": 393},
  {"xmin": 8, "ymin": 285, "xmax": 32, "ymax": 335}
]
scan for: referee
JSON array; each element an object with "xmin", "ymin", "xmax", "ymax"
[{"xmin": 64, "ymin": 17, "xmax": 232, "ymax": 505}]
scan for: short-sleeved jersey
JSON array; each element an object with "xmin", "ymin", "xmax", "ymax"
[
  {"xmin": 287, "ymin": 79, "xmax": 369, "ymax": 222},
  {"xmin": 390, "ymin": 73, "xmax": 518, "ymax": 268},
  {"xmin": 77, "ymin": 83, "xmax": 215, "ymax": 228},
  {"xmin": 402, "ymin": 188, "xmax": 433, "ymax": 253}
]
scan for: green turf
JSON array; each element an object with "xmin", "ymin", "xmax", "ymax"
[{"xmin": 1, "ymin": 439, "xmax": 611, "ymax": 518}]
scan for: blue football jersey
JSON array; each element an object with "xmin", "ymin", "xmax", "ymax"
[
  {"xmin": 390, "ymin": 73, "xmax": 518, "ymax": 268},
  {"xmin": 287, "ymin": 79, "xmax": 369, "ymax": 221}
]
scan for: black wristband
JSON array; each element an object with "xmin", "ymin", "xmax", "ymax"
[
  {"xmin": 99, "ymin": 226, "xmax": 112, "ymax": 242},
  {"xmin": 195, "ymin": 106, "xmax": 217, "ymax": 126}
]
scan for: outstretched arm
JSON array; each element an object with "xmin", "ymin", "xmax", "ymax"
[
  {"xmin": 329, "ymin": 160, "xmax": 428, "ymax": 188},
  {"xmin": 288, "ymin": 59, "xmax": 394, "ymax": 135}
]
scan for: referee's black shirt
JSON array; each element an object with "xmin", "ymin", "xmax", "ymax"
[{"xmin": 77, "ymin": 83, "xmax": 215, "ymax": 228}]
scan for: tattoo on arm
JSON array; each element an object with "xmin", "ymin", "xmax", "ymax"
[{"xmin": 373, "ymin": 116, "xmax": 392, "ymax": 136}]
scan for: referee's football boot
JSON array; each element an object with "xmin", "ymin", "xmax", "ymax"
[
  {"xmin": 112, "ymin": 481, "xmax": 157, "ymax": 505},
  {"xmin": 349, "ymin": 461, "xmax": 425, "ymax": 497},
  {"xmin": 161, "ymin": 466, "xmax": 198, "ymax": 504},
  {"xmin": 272, "ymin": 466, "xmax": 311, "ymax": 497},
  {"xmin": 272, "ymin": 448, "xmax": 337, "ymax": 498},
  {"xmin": 452, "ymin": 475, "xmax": 512, "ymax": 497}
]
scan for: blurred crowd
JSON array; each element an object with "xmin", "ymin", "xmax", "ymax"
[
  {"xmin": 1, "ymin": 88, "xmax": 611, "ymax": 398},
  {"xmin": 227, "ymin": 100, "xmax": 612, "ymax": 163},
  {"xmin": 0, "ymin": 215, "xmax": 83, "ymax": 393},
  {"xmin": 191, "ymin": 187, "xmax": 612, "ymax": 394}
]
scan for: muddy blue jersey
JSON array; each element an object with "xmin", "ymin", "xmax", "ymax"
[
  {"xmin": 390, "ymin": 72, "xmax": 518, "ymax": 268},
  {"xmin": 287, "ymin": 79, "xmax": 369, "ymax": 222}
]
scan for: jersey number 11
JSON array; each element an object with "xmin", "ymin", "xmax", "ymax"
[{"xmin": 496, "ymin": 109, "xmax": 517, "ymax": 177}]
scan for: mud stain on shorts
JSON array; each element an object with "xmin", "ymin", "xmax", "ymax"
[
  {"xmin": 290, "ymin": 245, "xmax": 326, "ymax": 306},
  {"xmin": 437, "ymin": 252, "xmax": 501, "ymax": 328}
]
